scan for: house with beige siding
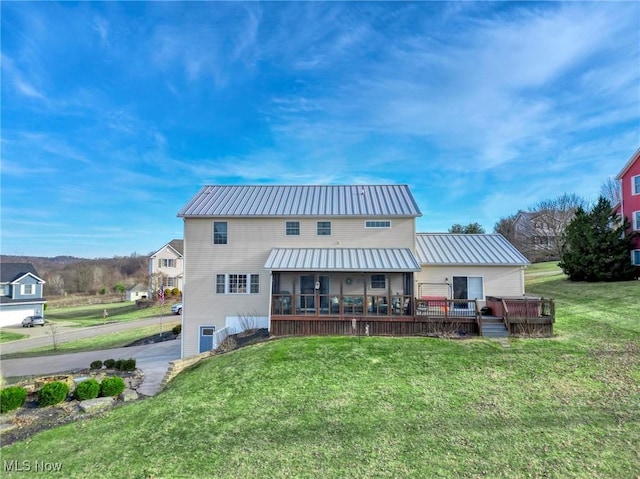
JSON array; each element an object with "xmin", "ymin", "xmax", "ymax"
[
  {"xmin": 415, "ymin": 233, "xmax": 528, "ymax": 303},
  {"xmin": 178, "ymin": 185, "xmax": 548, "ymax": 357}
]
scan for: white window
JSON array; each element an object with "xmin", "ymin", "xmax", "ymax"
[
  {"xmin": 634, "ymin": 211, "xmax": 640, "ymax": 231},
  {"xmin": 365, "ymin": 220, "xmax": 391, "ymax": 228},
  {"xmin": 632, "ymin": 175, "xmax": 640, "ymax": 195},
  {"xmin": 213, "ymin": 222, "xmax": 228, "ymax": 244},
  {"xmin": 165, "ymin": 277, "xmax": 176, "ymax": 288},
  {"xmin": 317, "ymin": 221, "xmax": 331, "ymax": 236},
  {"xmin": 0, "ymin": 284, "xmax": 8, "ymax": 295},
  {"xmin": 632, "ymin": 250, "xmax": 640, "ymax": 266},
  {"xmin": 453, "ymin": 276, "xmax": 484, "ymax": 301},
  {"xmin": 370, "ymin": 274, "xmax": 386, "ymax": 289},
  {"xmin": 286, "ymin": 221, "xmax": 300, "ymax": 236},
  {"xmin": 215, "ymin": 274, "xmax": 260, "ymax": 294},
  {"xmin": 22, "ymin": 284, "xmax": 34, "ymax": 295},
  {"xmin": 159, "ymin": 258, "xmax": 176, "ymax": 268}
]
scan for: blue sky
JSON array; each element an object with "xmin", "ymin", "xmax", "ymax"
[{"xmin": 1, "ymin": 1, "xmax": 639, "ymax": 258}]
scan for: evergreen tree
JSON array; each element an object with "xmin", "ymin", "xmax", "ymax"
[
  {"xmin": 449, "ymin": 222, "xmax": 485, "ymax": 234},
  {"xmin": 559, "ymin": 197, "xmax": 638, "ymax": 281}
]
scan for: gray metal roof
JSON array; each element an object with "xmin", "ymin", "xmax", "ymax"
[
  {"xmin": 415, "ymin": 234, "xmax": 529, "ymax": 265},
  {"xmin": 264, "ymin": 248, "xmax": 421, "ymax": 271},
  {"xmin": 178, "ymin": 185, "xmax": 422, "ymax": 218}
]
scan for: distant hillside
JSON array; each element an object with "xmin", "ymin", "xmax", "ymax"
[
  {"xmin": 1, "ymin": 254, "xmax": 149, "ymax": 296},
  {"xmin": 1, "ymin": 255, "xmax": 86, "ymax": 268}
]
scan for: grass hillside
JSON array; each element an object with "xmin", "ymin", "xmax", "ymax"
[{"xmin": 1, "ymin": 265, "xmax": 638, "ymax": 478}]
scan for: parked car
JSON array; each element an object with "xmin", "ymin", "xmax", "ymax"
[
  {"xmin": 171, "ymin": 303, "xmax": 183, "ymax": 315},
  {"xmin": 22, "ymin": 315, "xmax": 45, "ymax": 327}
]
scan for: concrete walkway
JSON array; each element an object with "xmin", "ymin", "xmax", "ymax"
[{"xmin": 0, "ymin": 338, "xmax": 181, "ymax": 396}]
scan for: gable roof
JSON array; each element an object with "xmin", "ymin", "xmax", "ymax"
[
  {"xmin": 127, "ymin": 283, "xmax": 148, "ymax": 292},
  {"xmin": 177, "ymin": 185, "xmax": 422, "ymax": 218},
  {"xmin": 616, "ymin": 147, "xmax": 640, "ymax": 179},
  {"xmin": 150, "ymin": 239, "xmax": 184, "ymax": 258},
  {"xmin": 0, "ymin": 263, "xmax": 44, "ymax": 283},
  {"xmin": 415, "ymin": 234, "xmax": 529, "ymax": 266}
]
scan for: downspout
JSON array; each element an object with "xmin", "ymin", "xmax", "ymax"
[
  {"xmin": 180, "ymin": 221, "xmax": 186, "ymax": 359},
  {"xmin": 268, "ymin": 271, "xmax": 273, "ymax": 333}
]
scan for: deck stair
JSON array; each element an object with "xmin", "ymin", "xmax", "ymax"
[{"xmin": 480, "ymin": 317, "xmax": 509, "ymax": 338}]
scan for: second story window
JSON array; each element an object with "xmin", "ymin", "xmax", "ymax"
[
  {"xmin": 365, "ymin": 220, "xmax": 391, "ymax": 228},
  {"xmin": 317, "ymin": 221, "xmax": 331, "ymax": 236},
  {"xmin": 633, "ymin": 175, "xmax": 640, "ymax": 195},
  {"xmin": 22, "ymin": 284, "xmax": 34, "ymax": 295},
  {"xmin": 633, "ymin": 211, "xmax": 640, "ymax": 231},
  {"xmin": 286, "ymin": 221, "xmax": 300, "ymax": 236},
  {"xmin": 159, "ymin": 259, "xmax": 176, "ymax": 268},
  {"xmin": 213, "ymin": 222, "xmax": 228, "ymax": 244}
]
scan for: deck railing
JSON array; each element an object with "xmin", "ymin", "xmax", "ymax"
[{"xmin": 271, "ymin": 293, "xmax": 414, "ymax": 318}]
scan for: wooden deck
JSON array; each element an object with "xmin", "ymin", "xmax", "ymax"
[{"xmin": 270, "ymin": 296, "xmax": 555, "ymax": 338}]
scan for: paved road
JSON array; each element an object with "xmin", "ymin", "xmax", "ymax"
[
  {"xmin": 0, "ymin": 316, "xmax": 182, "ymax": 396},
  {"xmin": 0, "ymin": 315, "xmax": 180, "ymax": 355},
  {"xmin": 0, "ymin": 340, "xmax": 181, "ymax": 396}
]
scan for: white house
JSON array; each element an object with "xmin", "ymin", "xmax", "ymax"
[{"xmin": 148, "ymin": 239, "xmax": 184, "ymax": 296}]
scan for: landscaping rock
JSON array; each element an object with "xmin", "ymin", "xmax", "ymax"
[
  {"xmin": 119, "ymin": 388, "xmax": 138, "ymax": 402},
  {"xmin": 0, "ymin": 422, "xmax": 16, "ymax": 433},
  {"xmin": 78, "ymin": 397, "xmax": 114, "ymax": 413}
]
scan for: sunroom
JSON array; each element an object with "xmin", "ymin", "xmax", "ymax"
[{"xmin": 265, "ymin": 247, "xmax": 420, "ymax": 320}]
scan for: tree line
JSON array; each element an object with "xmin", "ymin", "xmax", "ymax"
[{"xmin": 1, "ymin": 253, "xmax": 149, "ymax": 296}]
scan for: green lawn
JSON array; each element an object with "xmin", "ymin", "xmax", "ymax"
[
  {"xmin": 0, "ymin": 331, "xmax": 28, "ymax": 343},
  {"xmin": 0, "ymin": 321, "xmax": 180, "ymax": 359},
  {"xmin": 45, "ymin": 300, "xmax": 178, "ymax": 327},
  {"xmin": 1, "ymin": 266, "xmax": 638, "ymax": 478}
]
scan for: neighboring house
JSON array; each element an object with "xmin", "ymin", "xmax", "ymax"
[
  {"xmin": 512, "ymin": 210, "xmax": 572, "ymax": 262},
  {"xmin": 126, "ymin": 283, "xmax": 148, "ymax": 301},
  {"xmin": 148, "ymin": 239, "xmax": 184, "ymax": 296},
  {"xmin": 0, "ymin": 263, "xmax": 47, "ymax": 328},
  {"xmin": 614, "ymin": 147, "xmax": 640, "ymax": 267},
  {"xmin": 177, "ymin": 185, "xmax": 544, "ymax": 358},
  {"xmin": 414, "ymin": 233, "xmax": 529, "ymax": 301}
]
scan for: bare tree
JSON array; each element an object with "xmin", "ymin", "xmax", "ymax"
[
  {"xmin": 45, "ymin": 273, "xmax": 65, "ymax": 296},
  {"xmin": 494, "ymin": 214, "xmax": 518, "ymax": 243},
  {"xmin": 46, "ymin": 322, "xmax": 61, "ymax": 351},
  {"xmin": 515, "ymin": 193, "xmax": 586, "ymax": 262},
  {"xmin": 600, "ymin": 177, "xmax": 622, "ymax": 206}
]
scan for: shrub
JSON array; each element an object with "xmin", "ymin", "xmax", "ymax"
[
  {"xmin": 113, "ymin": 359, "xmax": 123, "ymax": 370},
  {"xmin": 164, "ymin": 288, "xmax": 172, "ymax": 298},
  {"xmin": 1, "ymin": 386, "xmax": 28, "ymax": 413},
  {"xmin": 90, "ymin": 360, "xmax": 103, "ymax": 370},
  {"xmin": 75, "ymin": 379, "xmax": 100, "ymax": 401},
  {"xmin": 104, "ymin": 359, "xmax": 116, "ymax": 369},
  {"xmin": 100, "ymin": 376, "xmax": 125, "ymax": 397},
  {"xmin": 171, "ymin": 287, "xmax": 181, "ymax": 297},
  {"xmin": 172, "ymin": 324, "xmax": 182, "ymax": 335},
  {"xmin": 38, "ymin": 381, "xmax": 69, "ymax": 407},
  {"xmin": 117, "ymin": 358, "xmax": 136, "ymax": 372}
]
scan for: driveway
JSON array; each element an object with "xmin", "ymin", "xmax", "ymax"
[
  {"xmin": 1, "ymin": 334, "xmax": 181, "ymax": 397},
  {"xmin": 0, "ymin": 340, "xmax": 181, "ymax": 396}
]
